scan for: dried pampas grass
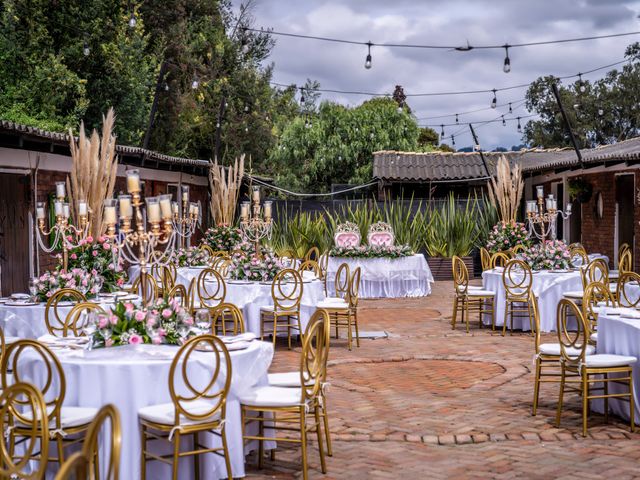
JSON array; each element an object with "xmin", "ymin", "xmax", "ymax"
[
  {"xmin": 209, "ymin": 155, "xmax": 245, "ymax": 225},
  {"xmin": 488, "ymin": 155, "xmax": 523, "ymax": 223},
  {"xmin": 67, "ymin": 108, "xmax": 118, "ymax": 238}
]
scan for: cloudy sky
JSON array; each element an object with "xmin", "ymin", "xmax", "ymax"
[{"xmin": 238, "ymin": 0, "xmax": 640, "ymax": 150}]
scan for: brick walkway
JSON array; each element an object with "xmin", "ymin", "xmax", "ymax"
[{"xmin": 245, "ymin": 282, "xmax": 640, "ymax": 479}]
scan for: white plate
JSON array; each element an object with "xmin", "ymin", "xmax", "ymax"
[
  {"xmin": 5, "ymin": 301, "xmax": 38, "ymax": 307},
  {"xmin": 10, "ymin": 293, "xmax": 30, "ymax": 300},
  {"xmin": 190, "ymin": 265, "xmax": 209, "ymax": 270},
  {"xmin": 228, "ymin": 280, "xmax": 251, "ymax": 285}
]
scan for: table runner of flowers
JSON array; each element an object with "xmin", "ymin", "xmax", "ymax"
[
  {"xmin": 175, "ymin": 246, "xmax": 209, "ymax": 267},
  {"xmin": 486, "ymin": 221, "xmax": 530, "ymax": 253},
  {"xmin": 34, "ymin": 268, "xmax": 102, "ymax": 301},
  {"xmin": 329, "ymin": 245, "xmax": 413, "ymax": 259},
  {"xmin": 516, "ymin": 240, "xmax": 571, "ymax": 270},
  {"xmin": 228, "ymin": 249, "xmax": 283, "ymax": 281},
  {"xmin": 67, "ymin": 236, "xmax": 126, "ymax": 291}
]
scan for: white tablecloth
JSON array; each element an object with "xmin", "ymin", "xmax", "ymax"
[
  {"xmin": 19, "ymin": 342, "xmax": 274, "ymax": 479},
  {"xmin": 326, "ymin": 254, "xmax": 433, "ymax": 299},
  {"xmin": 482, "ymin": 269, "xmax": 583, "ymax": 332},
  {"xmin": 593, "ymin": 310, "xmax": 640, "ymax": 424}
]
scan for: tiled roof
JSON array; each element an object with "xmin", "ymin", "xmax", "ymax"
[{"xmin": 373, "ymin": 136, "xmax": 640, "ymax": 181}]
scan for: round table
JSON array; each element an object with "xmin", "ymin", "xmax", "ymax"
[
  {"xmin": 326, "ymin": 254, "xmax": 433, "ymax": 299},
  {"xmin": 482, "ymin": 268, "xmax": 583, "ymax": 332},
  {"xmin": 19, "ymin": 341, "xmax": 274, "ymax": 479}
]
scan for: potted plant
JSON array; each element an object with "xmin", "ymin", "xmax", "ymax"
[{"xmin": 567, "ymin": 177, "xmax": 593, "ymax": 203}]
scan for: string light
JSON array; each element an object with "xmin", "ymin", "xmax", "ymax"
[
  {"xmin": 191, "ymin": 77, "xmax": 199, "ymax": 89},
  {"xmin": 440, "ymin": 125, "xmax": 445, "ymax": 138},
  {"xmin": 517, "ymin": 117, "xmax": 522, "ymax": 132},
  {"xmin": 451, "ymin": 135, "xmax": 456, "ymax": 147},
  {"xmin": 216, "ymin": 122, "xmax": 220, "ymax": 128},
  {"xmin": 365, "ymin": 42, "xmax": 372, "ymax": 69},
  {"xmin": 502, "ymin": 115, "xmax": 506, "ymax": 126},
  {"xmin": 128, "ymin": 12, "xmax": 136, "ymax": 28},
  {"xmin": 455, "ymin": 114, "xmax": 459, "ymax": 124},
  {"xmin": 244, "ymin": 105, "xmax": 249, "ymax": 112},
  {"xmin": 598, "ymin": 107, "xmax": 604, "ymax": 116},
  {"xmin": 503, "ymin": 45, "xmax": 511, "ymax": 73},
  {"xmin": 578, "ymin": 73, "xmax": 586, "ymax": 93},
  {"xmin": 300, "ymin": 87, "xmax": 305, "ymax": 104},
  {"xmin": 508, "ymin": 102, "xmax": 513, "ymax": 114},
  {"xmin": 490, "ymin": 89, "xmax": 497, "ymax": 108},
  {"xmin": 83, "ymin": 39, "xmax": 90, "ymax": 56}
]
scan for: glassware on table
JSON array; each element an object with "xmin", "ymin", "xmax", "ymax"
[
  {"xmin": 195, "ymin": 309, "xmax": 211, "ymax": 334},
  {"xmin": 28, "ymin": 278, "xmax": 38, "ymax": 302},
  {"xmin": 83, "ymin": 318, "xmax": 97, "ymax": 351},
  {"xmin": 93, "ymin": 276, "xmax": 104, "ymax": 296}
]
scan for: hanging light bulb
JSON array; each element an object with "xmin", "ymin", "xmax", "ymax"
[
  {"xmin": 440, "ymin": 125, "xmax": 445, "ymax": 138},
  {"xmin": 128, "ymin": 12, "xmax": 137, "ymax": 28},
  {"xmin": 502, "ymin": 115, "xmax": 506, "ymax": 126},
  {"xmin": 224, "ymin": 101, "xmax": 229, "ymax": 108},
  {"xmin": 364, "ymin": 42, "xmax": 372, "ymax": 70},
  {"xmin": 490, "ymin": 89, "xmax": 497, "ymax": 109},
  {"xmin": 451, "ymin": 135, "xmax": 456, "ymax": 147},
  {"xmin": 517, "ymin": 117, "xmax": 522, "ymax": 132},
  {"xmin": 265, "ymin": 115, "xmax": 270, "ymax": 121},
  {"xmin": 244, "ymin": 105, "xmax": 249, "ymax": 112},
  {"xmin": 455, "ymin": 114, "xmax": 459, "ymax": 124},
  {"xmin": 370, "ymin": 132, "xmax": 375, "ymax": 139},
  {"xmin": 163, "ymin": 82, "xmax": 169, "ymax": 91},
  {"xmin": 191, "ymin": 77, "xmax": 199, "ymax": 89},
  {"xmin": 245, "ymin": 127, "xmax": 249, "ymax": 133},
  {"xmin": 397, "ymin": 106, "xmax": 403, "ymax": 113},
  {"xmin": 577, "ymin": 73, "xmax": 586, "ymax": 93},
  {"xmin": 598, "ymin": 107, "xmax": 604, "ymax": 116},
  {"xmin": 502, "ymin": 45, "xmax": 511, "ymax": 73},
  {"xmin": 508, "ymin": 102, "xmax": 513, "ymax": 114},
  {"xmin": 216, "ymin": 122, "xmax": 220, "ymax": 128},
  {"xmin": 300, "ymin": 87, "xmax": 305, "ymax": 104},
  {"xmin": 83, "ymin": 39, "xmax": 90, "ymax": 56}
]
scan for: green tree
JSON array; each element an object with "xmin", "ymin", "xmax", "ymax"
[{"xmin": 417, "ymin": 127, "xmax": 439, "ymax": 148}]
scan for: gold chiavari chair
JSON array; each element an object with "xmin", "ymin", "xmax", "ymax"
[
  {"xmin": 480, "ymin": 247, "xmax": 492, "ymax": 272},
  {"xmin": 330, "ymin": 263, "xmax": 350, "ymax": 302},
  {"xmin": 280, "ymin": 248, "xmax": 298, "ymax": 260},
  {"xmin": 582, "ymin": 281, "xmax": 616, "ymax": 345},
  {"xmin": 139, "ymin": 335, "xmax": 233, "ymax": 480},
  {"xmin": 501, "ymin": 259, "xmax": 534, "ymax": 336},
  {"xmin": 555, "ymin": 299, "xmax": 636, "ymax": 437},
  {"xmin": 304, "ymin": 246, "xmax": 320, "ymax": 262},
  {"xmin": 131, "ymin": 272, "xmax": 159, "ymax": 306},
  {"xmin": 0, "ymin": 382, "xmax": 50, "ymax": 480},
  {"xmin": 569, "ymin": 246, "xmax": 589, "ymax": 268},
  {"xmin": 200, "ymin": 244, "xmax": 215, "ymax": 258},
  {"xmin": 619, "ymin": 242, "xmax": 631, "ymax": 262},
  {"xmin": 490, "ymin": 251, "xmax": 510, "ymax": 268},
  {"xmin": 65, "ymin": 302, "xmax": 106, "ymax": 337},
  {"xmin": 150, "ymin": 264, "xmax": 176, "ymax": 294},
  {"xmin": 452, "ymin": 256, "xmax": 495, "ymax": 333},
  {"xmin": 619, "ymin": 248, "xmax": 633, "ymax": 273},
  {"xmin": 2, "ymin": 340, "xmax": 98, "ymax": 467},
  {"xmin": 196, "ymin": 268, "xmax": 226, "ymax": 310},
  {"xmin": 260, "ymin": 269, "xmax": 304, "ymax": 349},
  {"xmin": 297, "ymin": 259, "xmax": 321, "ymax": 278},
  {"xmin": 55, "ymin": 451, "xmax": 89, "ymax": 480},
  {"xmin": 212, "ymin": 257, "xmax": 232, "ymax": 277},
  {"xmin": 617, "ymin": 271, "xmax": 640, "ymax": 308},
  {"xmin": 45, "ymin": 288, "xmax": 87, "ymax": 337},
  {"xmin": 82, "ymin": 404, "xmax": 122, "ymax": 480},
  {"xmin": 511, "ymin": 244, "xmax": 526, "ymax": 255},
  {"xmin": 211, "ymin": 303, "xmax": 246, "ymax": 336},
  {"xmin": 167, "ymin": 284, "xmax": 189, "ymax": 309},
  {"xmin": 318, "ymin": 253, "xmax": 329, "ymax": 295},
  {"xmin": 569, "ymin": 242, "xmax": 584, "ymax": 250},
  {"xmin": 186, "ymin": 278, "xmax": 197, "ymax": 312},
  {"xmin": 241, "ymin": 310, "xmax": 329, "ymax": 479}
]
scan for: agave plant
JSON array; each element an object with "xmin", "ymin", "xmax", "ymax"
[
  {"xmin": 423, "ymin": 194, "xmax": 480, "ymax": 258},
  {"xmin": 381, "ymin": 195, "xmax": 425, "ymax": 252},
  {"xmin": 270, "ymin": 207, "xmax": 331, "ymax": 256}
]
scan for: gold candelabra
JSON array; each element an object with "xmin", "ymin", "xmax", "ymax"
[
  {"xmin": 526, "ymin": 186, "xmax": 572, "ymax": 242},
  {"xmin": 35, "ymin": 181, "xmax": 90, "ymax": 271},
  {"xmin": 239, "ymin": 186, "xmax": 273, "ymax": 257}
]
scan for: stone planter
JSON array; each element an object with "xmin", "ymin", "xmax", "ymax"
[{"xmin": 427, "ymin": 256, "xmax": 474, "ymax": 281}]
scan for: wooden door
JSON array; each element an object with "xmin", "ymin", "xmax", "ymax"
[
  {"xmin": 616, "ymin": 174, "xmax": 635, "ymax": 261},
  {"xmin": 0, "ymin": 173, "xmax": 31, "ymax": 296}
]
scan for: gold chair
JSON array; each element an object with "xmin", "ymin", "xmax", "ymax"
[
  {"xmin": 331, "ymin": 262, "xmax": 350, "ymax": 301},
  {"xmin": 211, "ymin": 303, "xmax": 246, "ymax": 335},
  {"xmin": 45, "ymin": 288, "xmax": 87, "ymax": 337},
  {"xmin": 619, "ymin": 248, "xmax": 633, "ymax": 274},
  {"xmin": 2, "ymin": 340, "xmax": 98, "ymax": 467},
  {"xmin": 65, "ymin": 302, "xmax": 106, "ymax": 337},
  {"xmin": 167, "ymin": 284, "xmax": 189, "ymax": 309},
  {"xmin": 569, "ymin": 246, "xmax": 589, "ymax": 268},
  {"xmin": 298, "ymin": 259, "xmax": 321, "ymax": 277},
  {"xmin": 511, "ymin": 244, "xmax": 526, "ymax": 255},
  {"xmin": 617, "ymin": 271, "xmax": 640, "ymax": 308},
  {"xmin": 260, "ymin": 269, "xmax": 304, "ymax": 349},
  {"xmin": 55, "ymin": 451, "xmax": 89, "ymax": 479},
  {"xmin": 212, "ymin": 257, "xmax": 232, "ymax": 277},
  {"xmin": 582, "ymin": 281, "xmax": 616, "ymax": 345},
  {"xmin": 82, "ymin": 404, "xmax": 122, "ymax": 480},
  {"xmin": 452, "ymin": 256, "xmax": 495, "ymax": 332},
  {"xmin": 569, "ymin": 242, "xmax": 584, "ymax": 250},
  {"xmin": 200, "ymin": 244, "xmax": 215, "ymax": 258},
  {"xmin": 241, "ymin": 310, "xmax": 329, "ymax": 480},
  {"xmin": 619, "ymin": 242, "xmax": 631, "ymax": 262},
  {"xmin": 151, "ymin": 264, "xmax": 176, "ymax": 294},
  {"xmin": 555, "ymin": 299, "xmax": 636, "ymax": 437},
  {"xmin": 490, "ymin": 251, "xmax": 510, "ymax": 268},
  {"xmin": 317, "ymin": 253, "xmax": 328, "ymax": 279},
  {"xmin": 0, "ymin": 382, "xmax": 50, "ymax": 479},
  {"xmin": 139, "ymin": 335, "xmax": 233, "ymax": 480},
  {"xmin": 304, "ymin": 246, "xmax": 320, "ymax": 262},
  {"xmin": 501, "ymin": 259, "xmax": 534, "ymax": 336},
  {"xmin": 196, "ymin": 268, "xmax": 226, "ymax": 310},
  {"xmin": 480, "ymin": 247, "xmax": 492, "ymax": 272},
  {"xmin": 131, "ymin": 272, "xmax": 159, "ymax": 305}
]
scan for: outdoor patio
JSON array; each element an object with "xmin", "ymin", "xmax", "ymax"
[{"xmin": 246, "ymin": 281, "xmax": 640, "ymax": 479}]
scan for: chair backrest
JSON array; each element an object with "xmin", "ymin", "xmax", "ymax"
[
  {"xmin": 169, "ymin": 335, "xmax": 231, "ymax": 425},
  {"xmin": 45, "ymin": 288, "xmax": 87, "ymax": 337},
  {"xmin": 569, "ymin": 242, "xmax": 584, "ymax": 250},
  {"xmin": 569, "ymin": 246, "xmax": 589, "ymax": 267},
  {"xmin": 82, "ymin": 403, "xmax": 121, "ymax": 480},
  {"xmin": 490, "ymin": 252, "xmax": 510, "ymax": 268},
  {"xmin": 619, "ymin": 248, "xmax": 633, "ymax": 273},
  {"xmin": 3, "ymin": 340, "xmax": 66, "ymax": 429},
  {"xmin": 556, "ymin": 299, "xmax": 588, "ymax": 369},
  {"xmin": 298, "ymin": 260, "xmax": 321, "ymax": 277},
  {"xmin": 480, "ymin": 247, "xmax": 492, "ymax": 271},
  {"xmin": 502, "ymin": 259, "xmax": 532, "ymax": 300},
  {"xmin": 452, "ymin": 255, "xmax": 469, "ymax": 294},
  {"xmin": 317, "ymin": 253, "xmax": 329, "ymax": 280},
  {"xmin": 531, "ymin": 292, "xmax": 542, "ymax": 354},
  {"xmin": 348, "ymin": 267, "xmax": 361, "ymax": 308},
  {"xmin": 511, "ymin": 244, "xmax": 526, "ymax": 255},
  {"xmin": 212, "ymin": 257, "xmax": 232, "ymax": 277},
  {"xmin": 167, "ymin": 284, "xmax": 189, "ymax": 309},
  {"xmin": 334, "ymin": 222, "xmax": 361, "ymax": 248},
  {"xmin": 0, "ymin": 382, "xmax": 50, "ymax": 480},
  {"xmin": 200, "ymin": 244, "xmax": 215, "ymax": 258},
  {"xmin": 65, "ymin": 302, "xmax": 106, "ymax": 337},
  {"xmin": 196, "ymin": 268, "xmax": 226, "ymax": 309},
  {"xmin": 617, "ymin": 271, "xmax": 640, "ymax": 308},
  {"xmin": 585, "ymin": 258, "xmax": 609, "ymax": 285},
  {"xmin": 367, "ymin": 221, "xmax": 395, "ymax": 247},
  {"xmin": 55, "ymin": 451, "xmax": 89, "ymax": 480},
  {"xmin": 132, "ymin": 272, "xmax": 159, "ymax": 305},
  {"xmin": 151, "ymin": 263, "xmax": 176, "ymax": 292},
  {"xmin": 304, "ymin": 246, "xmax": 320, "ymax": 262},
  {"xmin": 583, "ymin": 281, "xmax": 615, "ymax": 335},
  {"xmin": 300, "ymin": 309, "xmax": 330, "ymax": 402},
  {"xmin": 211, "ymin": 303, "xmax": 245, "ymax": 336},
  {"xmin": 334, "ymin": 263, "xmax": 350, "ymax": 300},
  {"xmin": 619, "ymin": 242, "xmax": 631, "ymax": 262},
  {"xmin": 271, "ymin": 268, "xmax": 304, "ymax": 311}
]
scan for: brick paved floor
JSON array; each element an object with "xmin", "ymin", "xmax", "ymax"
[{"xmin": 244, "ymin": 281, "xmax": 640, "ymax": 479}]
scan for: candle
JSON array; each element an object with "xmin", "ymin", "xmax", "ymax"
[
  {"xmin": 536, "ymin": 186, "xmax": 544, "ymax": 199},
  {"xmin": 126, "ymin": 170, "xmax": 141, "ymax": 193},
  {"xmin": 159, "ymin": 194, "xmax": 172, "ymax": 219},
  {"xmin": 526, "ymin": 201, "xmax": 535, "ymax": 213},
  {"xmin": 240, "ymin": 202, "xmax": 249, "ymax": 220},
  {"xmin": 104, "ymin": 206, "xmax": 116, "ymax": 224},
  {"xmin": 55, "ymin": 181, "xmax": 66, "ymax": 199},
  {"xmin": 252, "ymin": 186, "xmax": 260, "ymax": 202},
  {"xmin": 78, "ymin": 200, "xmax": 88, "ymax": 216},
  {"xmin": 545, "ymin": 198, "xmax": 552, "ymax": 209},
  {"xmin": 264, "ymin": 201, "xmax": 272, "ymax": 219},
  {"xmin": 118, "ymin": 195, "xmax": 132, "ymax": 218},
  {"xmin": 551, "ymin": 200, "xmax": 557, "ymax": 210},
  {"xmin": 36, "ymin": 202, "xmax": 45, "ymax": 220},
  {"xmin": 54, "ymin": 200, "xmax": 63, "ymax": 216},
  {"xmin": 172, "ymin": 201, "xmax": 179, "ymax": 215},
  {"xmin": 181, "ymin": 185, "xmax": 190, "ymax": 202},
  {"xmin": 62, "ymin": 203, "xmax": 70, "ymax": 218},
  {"xmin": 146, "ymin": 197, "xmax": 161, "ymax": 223},
  {"xmin": 566, "ymin": 202, "xmax": 572, "ymax": 213}
]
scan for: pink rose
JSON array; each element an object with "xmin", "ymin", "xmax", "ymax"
[
  {"xmin": 134, "ymin": 311, "xmax": 146, "ymax": 321},
  {"xmin": 102, "ymin": 243, "xmax": 110, "ymax": 250},
  {"xmin": 98, "ymin": 236, "xmax": 106, "ymax": 243},
  {"xmin": 124, "ymin": 303, "xmax": 134, "ymax": 313},
  {"xmin": 117, "ymin": 278, "xmax": 124, "ymax": 286},
  {"xmin": 162, "ymin": 309, "xmax": 172, "ymax": 319},
  {"xmin": 105, "ymin": 338, "xmax": 114, "ymax": 347},
  {"xmin": 183, "ymin": 317, "xmax": 194, "ymax": 326},
  {"xmin": 146, "ymin": 317, "xmax": 157, "ymax": 328},
  {"xmin": 151, "ymin": 335, "xmax": 162, "ymax": 345},
  {"xmin": 86, "ymin": 236, "xmax": 94, "ymax": 243},
  {"xmin": 109, "ymin": 314, "xmax": 118, "ymax": 325},
  {"xmin": 157, "ymin": 328, "xmax": 167, "ymax": 337},
  {"xmin": 70, "ymin": 253, "xmax": 77, "ymax": 260},
  {"xmin": 92, "ymin": 250, "xmax": 98, "ymax": 257},
  {"xmin": 129, "ymin": 334, "xmax": 143, "ymax": 345},
  {"xmin": 98, "ymin": 317, "xmax": 108, "ymax": 329}
]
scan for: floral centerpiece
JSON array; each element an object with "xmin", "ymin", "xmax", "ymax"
[
  {"xmin": 486, "ymin": 221, "xmax": 530, "ymax": 253},
  {"xmin": 66, "ymin": 236, "xmax": 126, "ymax": 292},
  {"xmin": 90, "ymin": 297, "xmax": 195, "ymax": 348},
  {"xmin": 203, "ymin": 224, "xmax": 242, "ymax": 252},
  {"xmin": 175, "ymin": 246, "xmax": 209, "ymax": 267},
  {"xmin": 329, "ymin": 244, "xmax": 413, "ymax": 259},
  {"xmin": 34, "ymin": 268, "xmax": 101, "ymax": 301},
  {"xmin": 517, "ymin": 240, "xmax": 571, "ymax": 270},
  {"xmin": 228, "ymin": 250, "xmax": 283, "ymax": 282}
]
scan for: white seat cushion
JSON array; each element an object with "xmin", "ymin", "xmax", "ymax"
[
  {"xmin": 20, "ymin": 406, "xmax": 97, "ymax": 429},
  {"xmin": 268, "ymin": 371, "xmax": 304, "ymax": 387},
  {"xmin": 260, "ymin": 305, "xmax": 299, "ymax": 314},
  {"xmin": 317, "ymin": 300, "xmax": 348, "ymax": 309},
  {"xmin": 138, "ymin": 400, "xmax": 221, "ymax": 426},
  {"xmin": 466, "ymin": 289, "xmax": 495, "ymax": 297},
  {"xmin": 590, "ymin": 332, "xmax": 598, "ymax": 342},
  {"xmin": 582, "ymin": 354, "xmax": 637, "ymax": 368},
  {"xmin": 457, "ymin": 285, "xmax": 483, "ymax": 293},
  {"xmin": 239, "ymin": 386, "xmax": 305, "ymax": 408},
  {"xmin": 539, "ymin": 343, "xmax": 595, "ymax": 356},
  {"xmin": 563, "ymin": 290, "xmax": 583, "ymax": 299}
]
